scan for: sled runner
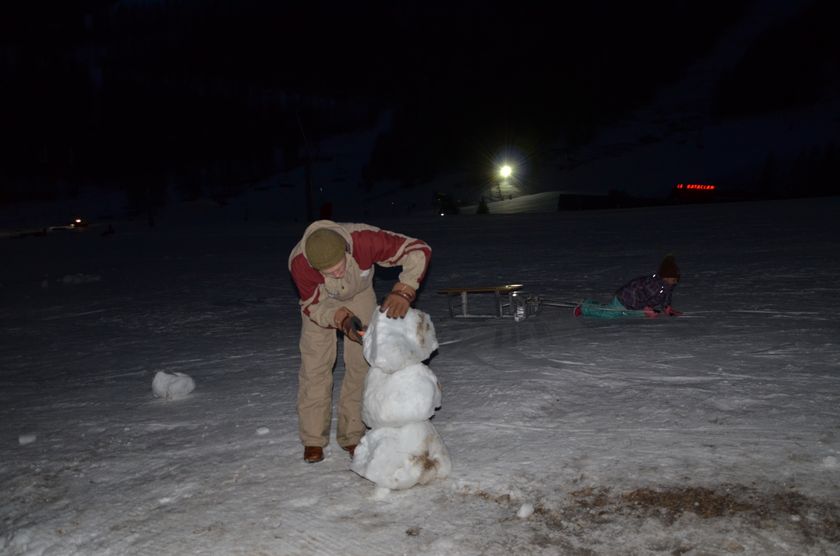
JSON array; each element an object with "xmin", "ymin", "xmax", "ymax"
[{"xmin": 438, "ymin": 284, "xmax": 527, "ymax": 319}]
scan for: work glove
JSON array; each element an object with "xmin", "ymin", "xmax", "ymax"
[
  {"xmin": 334, "ymin": 307, "xmax": 366, "ymax": 344},
  {"xmin": 642, "ymin": 306, "xmax": 660, "ymax": 319},
  {"xmin": 380, "ymin": 282, "xmax": 416, "ymax": 319},
  {"xmin": 663, "ymin": 305, "xmax": 683, "ymax": 317}
]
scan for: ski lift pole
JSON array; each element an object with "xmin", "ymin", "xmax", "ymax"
[{"xmin": 296, "ymin": 111, "xmax": 315, "ymax": 223}]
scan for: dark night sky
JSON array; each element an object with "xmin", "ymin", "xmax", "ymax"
[{"xmin": 1, "ymin": 0, "xmax": 837, "ymax": 203}]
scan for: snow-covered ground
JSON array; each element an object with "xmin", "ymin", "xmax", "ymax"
[{"xmin": 2, "ymin": 195, "xmax": 839, "ymax": 555}]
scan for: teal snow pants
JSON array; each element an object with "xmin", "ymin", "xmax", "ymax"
[{"xmin": 579, "ymin": 296, "xmax": 646, "ymax": 319}]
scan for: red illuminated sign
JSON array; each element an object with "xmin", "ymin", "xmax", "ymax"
[{"xmin": 675, "ymin": 183, "xmax": 716, "ymax": 191}]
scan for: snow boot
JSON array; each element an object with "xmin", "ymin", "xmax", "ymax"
[{"xmin": 303, "ymin": 446, "xmax": 324, "ymax": 463}]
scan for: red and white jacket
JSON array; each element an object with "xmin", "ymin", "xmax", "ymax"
[{"xmin": 288, "ymin": 220, "xmax": 431, "ymax": 328}]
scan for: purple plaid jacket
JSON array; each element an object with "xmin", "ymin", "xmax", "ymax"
[{"xmin": 615, "ymin": 274, "xmax": 675, "ymax": 310}]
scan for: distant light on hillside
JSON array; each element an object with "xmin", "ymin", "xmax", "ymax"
[
  {"xmin": 499, "ymin": 165, "xmax": 513, "ymax": 179},
  {"xmin": 675, "ymin": 183, "xmax": 716, "ymax": 191},
  {"xmin": 672, "ymin": 182, "xmax": 718, "ymax": 204}
]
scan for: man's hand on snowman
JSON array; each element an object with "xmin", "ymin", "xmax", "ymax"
[{"xmin": 380, "ymin": 282, "xmax": 416, "ymax": 319}]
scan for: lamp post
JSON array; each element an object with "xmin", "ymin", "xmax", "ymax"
[{"xmin": 497, "ymin": 164, "xmax": 513, "ymax": 201}]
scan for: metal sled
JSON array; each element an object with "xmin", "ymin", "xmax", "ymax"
[
  {"xmin": 438, "ymin": 284, "xmax": 536, "ymax": 320},
  {"xmin": 438, "ymin": 284, "xmax": 577, "ymax": 320},
  {"xmin": 438, "ymin": 284, "xmax": 523, "ymax": 318}
]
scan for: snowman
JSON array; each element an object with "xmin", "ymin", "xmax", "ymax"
[{"xmin": 350, "ymin": 307, "xmax": 451, "ymax": 490}]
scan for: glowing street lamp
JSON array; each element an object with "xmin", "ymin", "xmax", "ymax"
[{"xmin": 495, "ymin": 164, "xmax": 514, "ymax": 201}]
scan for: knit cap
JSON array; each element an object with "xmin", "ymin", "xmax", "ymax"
[
  {"xmin": 658, "ymin": 254, "xmax": 680, "ymax": 280},
  {"xmin": 305, "ymin": 229, "xmax": 347, "ymax": 270}
]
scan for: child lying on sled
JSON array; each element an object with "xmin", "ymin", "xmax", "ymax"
[{"xmin": 575, "ymin": 254, "xmax": 683, "ymax": 319}]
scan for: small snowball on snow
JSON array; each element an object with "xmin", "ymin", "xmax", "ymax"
[
  {"xmin": 18, "ymin": 434, "xmax": 37, "ymax": 445},
  {"xmin": 372, "ymin": 487, "xmax": 391, "ymax": 500},
  {"xmin": 822, "ymin": 455, "xmax": 839, "ymax": 469},
  {"xmin": 256, "ymin": 427, "xmax": 270, "ymax": 436},
  {"xmin": 152, "ymin": 371, "xmax": 195, "ymax": 400},
  {"xmin": 517, "ymin": 503, "xmax": 535, "ymax": 519}
]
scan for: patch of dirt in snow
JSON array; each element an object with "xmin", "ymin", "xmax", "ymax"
[{"xmin": 460, "ymin": 483, "xmax": 840, "ymax": 553}]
